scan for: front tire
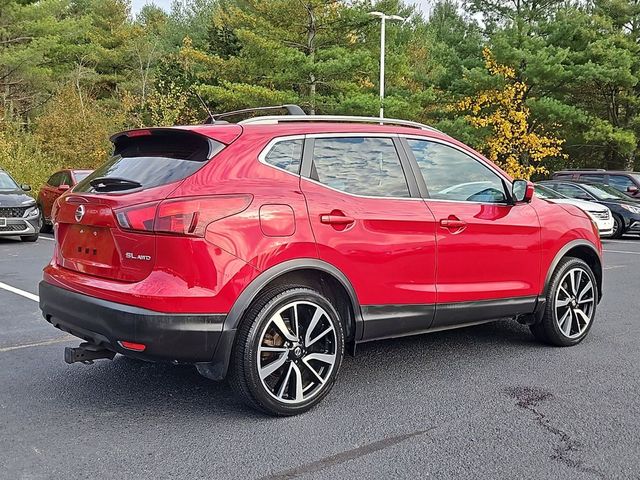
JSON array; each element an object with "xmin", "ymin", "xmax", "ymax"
[
  {"xmin": 20, "ymin": 234, "xmax": 38, "ymax": 242},
  {"xmin": 39, "ymin": 209, "xmax": 52, "ymax": 233},
  {"xmin": 531, "ymin": 257, "xmax": 597, "ymax": 346},
  {"xmin": 611, "ymin": 213, "xmax": 624, "ymax": 239},
  {"xmin": 229, "ymin": 285, "xmax": 345, "ymax": 416}
]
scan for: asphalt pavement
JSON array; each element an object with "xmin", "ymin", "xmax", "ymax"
[{"xmin": 1, "ymin": 233, "xmax": 639, "ymax": 479}]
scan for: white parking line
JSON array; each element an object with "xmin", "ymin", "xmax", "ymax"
[
  {"xmin": 603, "ymin": 249, "xmax": 640, "ymax": 256},
  {"xmin": 39, "ymin": 236, "xmax": 55, "ymax": 242},
  {"xmin": 603, "ymin": 239, "xmax": 640, "ymax": 244},
  {"xmin": 0, "ymin": 282, "xmax": 39, "ymax": 302},
  {"xmin": 604, "ymin": 265, "xmax": 626, "ymax": 270},
  {"xmin": 0, "ymin": 336, "xmax": 73, "ymax": 353}
]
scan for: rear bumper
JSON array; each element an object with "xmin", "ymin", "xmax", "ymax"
[{"xmin": 39, "ymin": 281, "xmax": 226, "ymax": 364}]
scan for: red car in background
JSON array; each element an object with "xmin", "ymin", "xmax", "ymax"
[
  {"xmin": 39, "ymin": 107, "xmax": 603, "ymax": 416},
  {"xmin": 37, "ymin": 168, "xmax": 92, "ymax": 232}
]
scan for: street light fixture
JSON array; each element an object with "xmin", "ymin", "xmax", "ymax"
[{"xmin": 369, "ymin": 11, "xmax": 406, "ymax": 119}]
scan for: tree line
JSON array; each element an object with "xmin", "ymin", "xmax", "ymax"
[{"xmin": 1, "ymin": 0, "xmax": 639, "ymax": 192}]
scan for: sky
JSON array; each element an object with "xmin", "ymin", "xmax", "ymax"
[{"xmin": 130, "ymin": 0, "xmax": 432, "ymax": 16}]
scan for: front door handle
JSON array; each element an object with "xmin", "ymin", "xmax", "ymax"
[{"xmin": 320, "ymin": 214, "xmax": 355, "ymax": 225}]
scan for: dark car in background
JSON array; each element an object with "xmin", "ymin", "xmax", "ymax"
[
  {"xmin": 0, "ymin": 168, "xmax": 40, "ymax": 242},
  {"xmin": 37, "ymin": 168, "xmax": 92, "ymax": 232},
  {"xmin": 540, "ymin": 180, "xmax": 640, "ymax": 238},
  {"xmin": 552, "ymin": 170, "xmax": 640, "ymax": 199}
]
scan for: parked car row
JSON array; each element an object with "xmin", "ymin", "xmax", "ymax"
[
  {"xmin": 0, "ymin": 168, "xmax": 40, "ymax": 242},
  {"xmin": 539, "ymin": 179, "xmax": 640, "ymax": 238},
  {"xmin": 0, "ymin": 167, "xmax": 93, "ymax": 242}
]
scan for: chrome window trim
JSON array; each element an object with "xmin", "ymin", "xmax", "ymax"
[
  {"xmin": 299, "ymin": 176, "xmax": 424, "ymax": 202},
  {"xmin": 401, "ymin": 134, "xmax": 515, "ymax": 206}
]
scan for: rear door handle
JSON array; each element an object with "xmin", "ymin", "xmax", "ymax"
[
  {"xmin": 320, "ymin": 214, "xmax": 355, "ymax": 225},
  {"xmin": 439, "ymin": 219, "xmax": 466, "ymax": 228}
]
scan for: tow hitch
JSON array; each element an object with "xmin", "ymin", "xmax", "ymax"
[{"xmin": 64, "ymin": 342, "xmax": 116, "ymax": 365}]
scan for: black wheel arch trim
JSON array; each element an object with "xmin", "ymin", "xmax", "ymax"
[
  {"xmin": 542, "ymin": 239, "xmax": 602, "ymax": 303},
  {"xmin": 198, "ymin": 258, "xmax": 363, "ymax": 381}
]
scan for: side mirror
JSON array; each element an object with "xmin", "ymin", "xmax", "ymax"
[
  {"xmin": 21, "ymin": 184, "xmax": 31, "ymax": 192},
  {"xmin": 512, "ymin": 179, "xmax": 534, "ymax": 203},
  {"xmin": 59, "ymin": 184, "xmax": 70, "ymax": 191},
  {"xmin": 627, "ymin": 186, "xmax": 638, "ymax": 194}
]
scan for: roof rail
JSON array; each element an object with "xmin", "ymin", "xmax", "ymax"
[
  {"xmin": 556, "ymin": 168, "xmax": 606, "ymax": 172},
  {"xmin": 238, "ymin": 114, "xmax": 443, "ymax": 133},
  {"xmin": 204, "ymin": 105, "xmax": 306, "ymax": 124}
]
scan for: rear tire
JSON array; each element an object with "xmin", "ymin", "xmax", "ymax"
[
  {"xmin": 20, "ymin": 234, "xmax": 38, "ymax": 242},
  {"xmin": 530, "ymin": 257, "xmax": 597, "ymax": 347},
  {"xmin": 229, "ymin": 284, "xmax": 345, "ymax": 416},
  {"xmin": 611, "ymin": 213, "xmax": 624, "ymax": 239}
]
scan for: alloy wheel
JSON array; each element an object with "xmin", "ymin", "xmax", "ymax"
[
  {"xmin": 554, "ymin": 267, "xmax": 595, "ymax": 339},
  {"xmin": 257, "ymin": 301, "xmax": 337, "ymax": 404}
]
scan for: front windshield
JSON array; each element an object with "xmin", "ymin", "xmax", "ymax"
[
  {"xmin": 0, "ymin": 171, "xmax": 19, "ymax": 190},
  {"xmin": 535, "ymin": 185, "xmax": 564, "ymax": 200},
  {"xmin": 581, "ymin": 183, "xmax": 630, "ymax": 200}
]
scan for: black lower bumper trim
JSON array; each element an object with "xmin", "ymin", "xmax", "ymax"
[{"xmin": 39, "ymin": 281, "xmax": 226, "ymax": 363}]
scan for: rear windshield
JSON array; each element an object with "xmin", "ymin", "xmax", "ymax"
[
  {"xmin": 73, "ymin": 171, "xmax": 92, "ymax": 183},
  {"xmin": 75, "ymin": 130, "xmax": 224, "ymax": 193},
  {"xmin": 535, "ymin": 184, "xmax": 564, "ymax": 199}
]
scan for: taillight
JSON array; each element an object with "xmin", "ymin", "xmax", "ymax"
[
  {"xmin": 115, "ymin": 195, "xmax": 252, "ymax": 237},
  {"xmin": 116, "ymin": 201, "xmax": 158, "ymax": 232}
]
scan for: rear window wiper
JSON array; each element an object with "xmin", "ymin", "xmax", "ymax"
[{"xmin": 90, "ymin": 177, "xmax": 142, "ymax": 192}]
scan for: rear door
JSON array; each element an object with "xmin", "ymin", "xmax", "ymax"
[
  {"xmin": 300, "ymin": 134, "xmax": 437, "ymax": 340},
  {"xmin": 402, "ymin": 137, "xmax": 541, "ymax": 327},
  {"xmin": 54, "ymin": 129, "xmax": 228, "ymax": 283}
]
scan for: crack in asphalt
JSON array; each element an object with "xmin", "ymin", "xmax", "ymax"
[
  {"xmin": 506, "ymin": 386, "xmax": 605, "ymax": 479},
  {"xmin": 258, "ymin": 427, "xmax": 436, "ymax": 480}
]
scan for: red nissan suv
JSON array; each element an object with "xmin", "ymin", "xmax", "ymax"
[{"xmin": 39, "ymin": 108, "xmax": 603, "ymax": 416}]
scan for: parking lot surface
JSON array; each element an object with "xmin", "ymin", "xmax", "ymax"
[{"xmin": 1, "ymin": 234, "xmax": 639, "ymax": 479}]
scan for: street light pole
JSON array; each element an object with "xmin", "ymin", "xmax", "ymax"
[{"xmin": 369, "ymin": 11, "xmax": 405, "ymax": 119}]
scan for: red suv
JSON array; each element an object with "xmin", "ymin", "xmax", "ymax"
[
  {"xmin": 39, "ymin": 109, "xmax": 603, "ymax": 416},
  {"xmin": 38, "ymin": 168, "xmax": 93, "ymax": 232}
]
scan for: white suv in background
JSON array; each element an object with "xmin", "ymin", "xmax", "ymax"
[{"xmin": 535, "ymin": 184, "xmax": 614, "ymax": 237}]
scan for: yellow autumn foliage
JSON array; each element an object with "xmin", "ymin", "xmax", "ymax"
[{"xmin": 457, "ymin": 48, "xmax": 566, "ymax": 179}]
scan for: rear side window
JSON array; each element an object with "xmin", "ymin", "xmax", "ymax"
[
  {"xmin": 75, "ymin": 130, "xmax": 224, "ymax": 193},
  {"xmin": 311, "ymin": 137, "xmax": 410, "ymax": 198},
  {"xmin": 580, "ymin": 174, "xmax": 605, "ymax": 182},
  {"xmin": 264, "ymin": 139, "xmax": 303, "ymax": 174}
]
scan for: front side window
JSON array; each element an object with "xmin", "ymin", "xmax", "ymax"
[
  {"xmin": 407, "ymin": 139, "xmax": 506, "ymax": 203},
  {"xmin": 59, "ymin": 171, "xmax": 72, "ymax": 187},
  {"xmin": 264, "ymin": 139, "xmax": 303, "ymax": 174},
  {"xmin": 312, "ymin": 137, "xmax": 410, "ymax": 198},
  {"xmin": 581, "ymin": 183, "xmax": 629, "ymax": 200},
  {"xmin": 47, "ymin": 172, "xmax": 62, "ymax": 187}
]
